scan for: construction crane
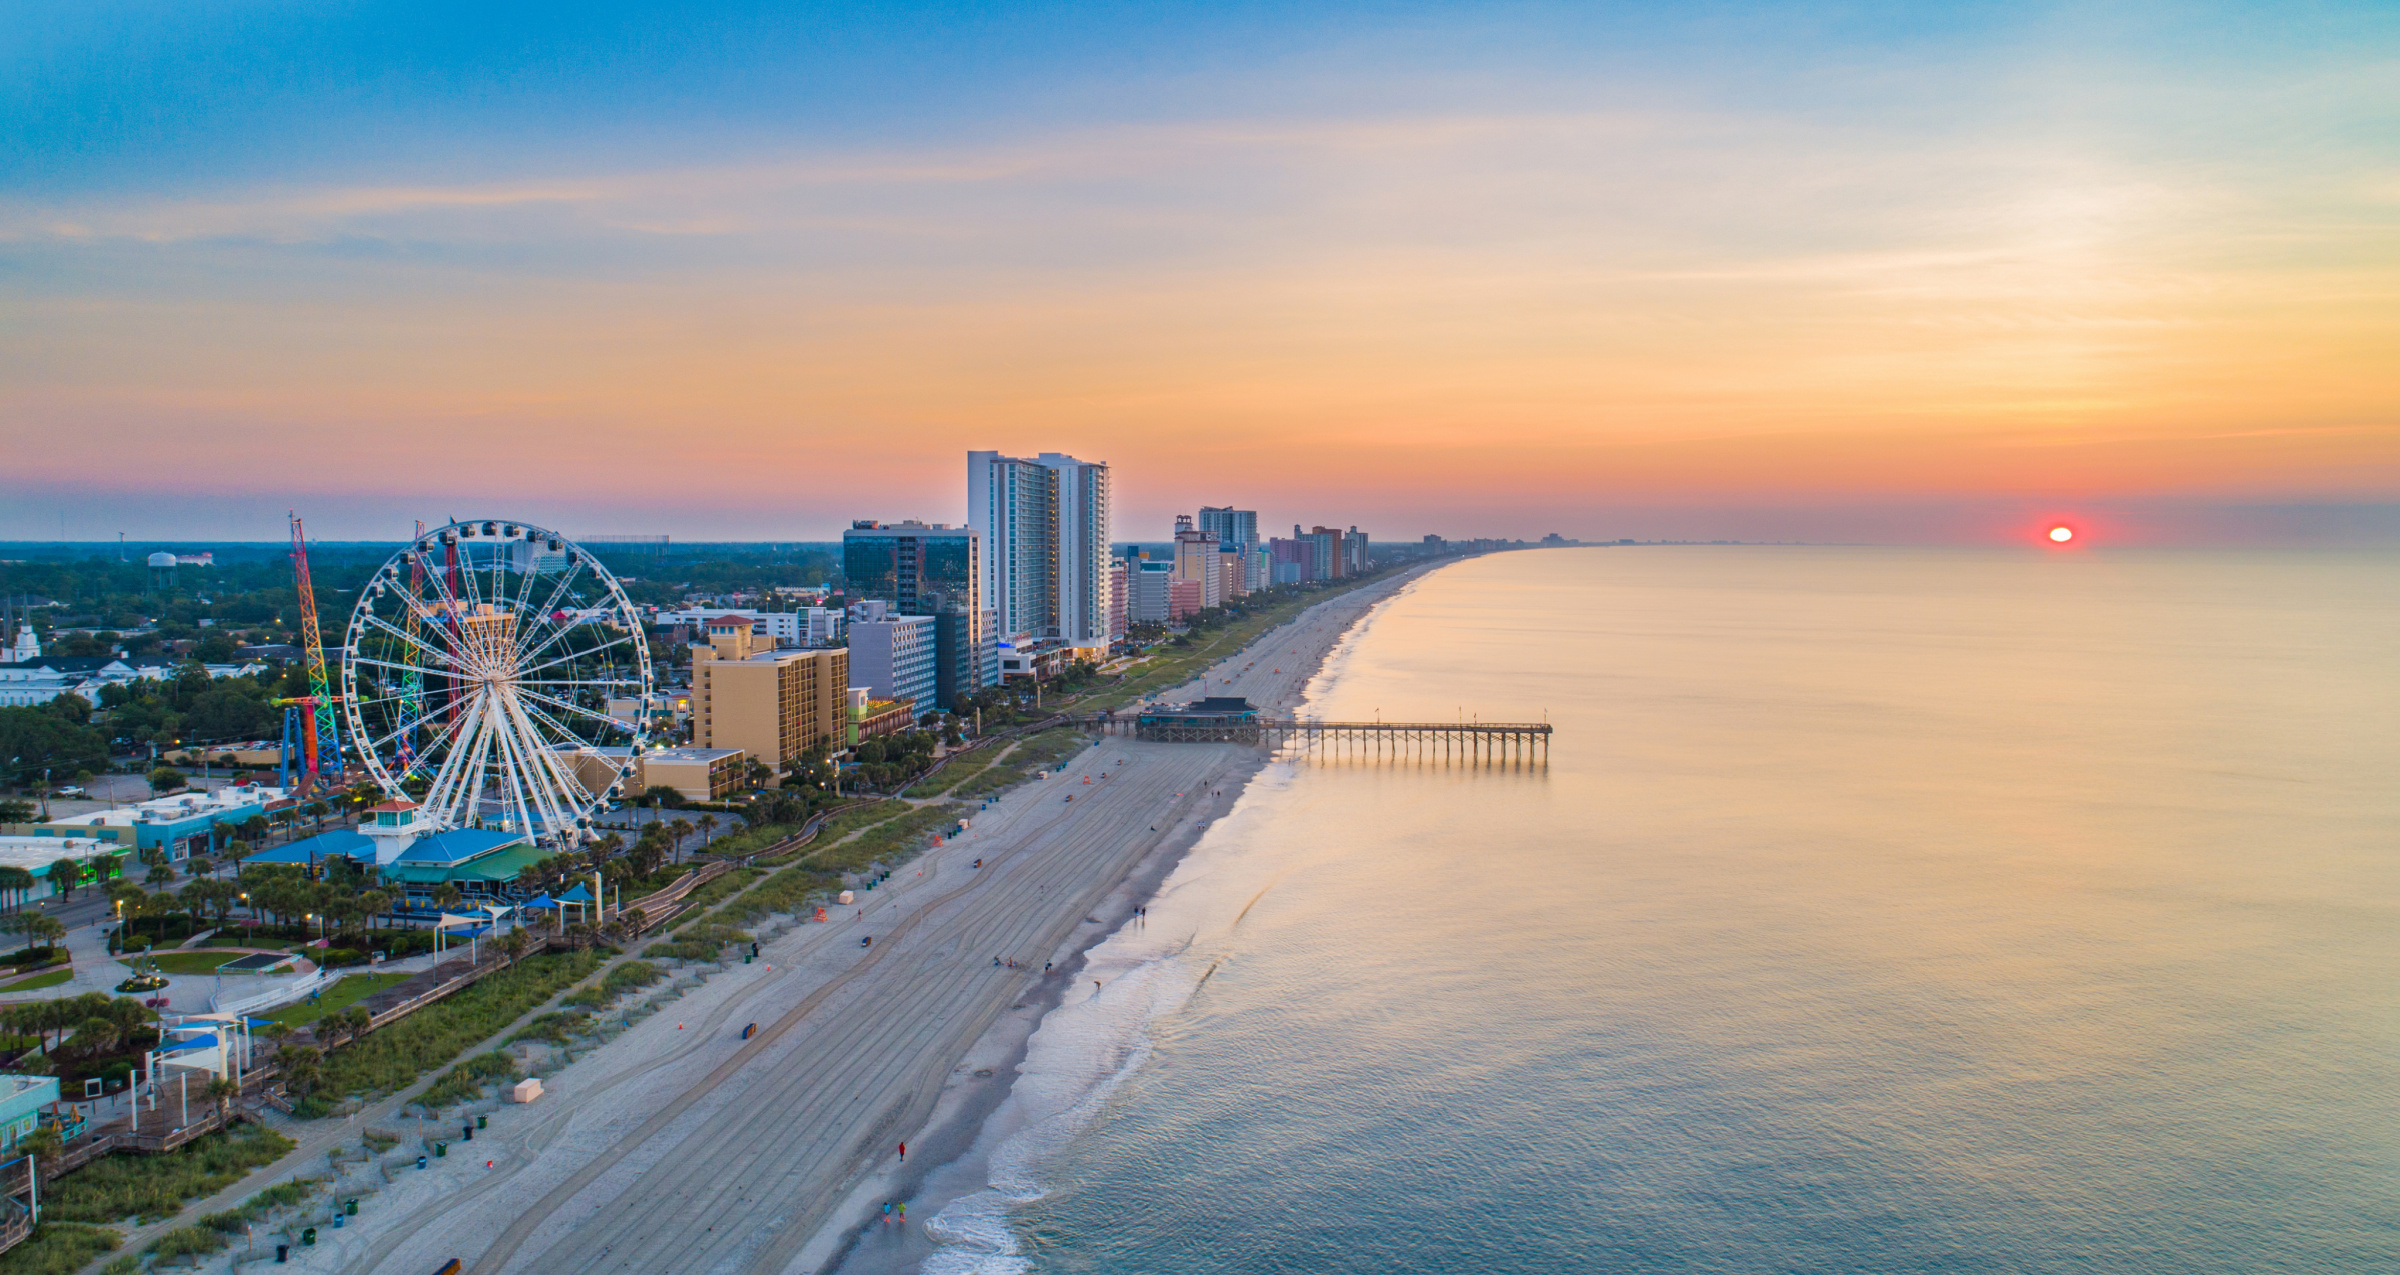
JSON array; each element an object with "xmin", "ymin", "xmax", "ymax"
[{"xmin": 275, "ymin": 512, "xmax": 345, "ymax": 794}]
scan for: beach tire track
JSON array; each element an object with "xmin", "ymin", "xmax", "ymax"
[{"xmin": 468, "ymin": 799, "xmax": 1101, "ymax": 1275}]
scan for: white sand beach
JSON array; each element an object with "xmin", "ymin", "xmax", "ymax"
[{"xmin": 209, "ymin": 568, "xmax": 1423, "ymax": 1275}]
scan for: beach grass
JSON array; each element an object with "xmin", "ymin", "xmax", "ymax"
[
  {"xmin": 43, "ymin": 1123, "xmax": 296, "ymax": 1225},
  {"xmin": 811, "ymin": 802, "xmax": 968, "ymax": 876},
  {"xmin": 265, "ymin": 972, "xmax": 413, "ymax": 1027},
  {"xmin": 298, "ymin": 949, "xmax": 604, "ymax": 1115},
  {"xmin": 946, "ymin": 730, "xmax": 1093, "ymax": 802},
  {"xmin": 0, "ymin": 1222, "xmax": 120, "ymax": 1275},
  {"xmin": 420, "ymin": 1049, "xmax": 520, "ymax": 1108}
]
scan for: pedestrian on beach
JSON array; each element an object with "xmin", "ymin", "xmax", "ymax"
[
  {"xmin": 883, "ymin": 1202, "xmax": 892, "ymax": 1224},
  {"xmin": 899, "ymin": 1142, "xmax": 906, "ymax": 1161}
]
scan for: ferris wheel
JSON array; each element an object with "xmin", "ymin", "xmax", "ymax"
[{"xmin": 339, "ymin": 519, "xmax": 654, "ymax": 848}]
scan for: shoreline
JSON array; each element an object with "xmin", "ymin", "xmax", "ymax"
[
  {"xmin": 178, "ymin": 565, "xmax": 1436, "ymax": 1275},
  {"xmin": 817, "ymin": 565, "xmax": 1430, "ymax": 1275}
]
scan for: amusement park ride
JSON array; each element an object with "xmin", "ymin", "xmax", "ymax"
[
  {"xmin": 274, "ymin": 513, "xmax": 344, "ymax": 794},
  {"xmin": 339, "ymin": 519, "xmax": 654, "ymax": 850},
  {"xmin": 274, "ymin": 516, "xmax": 654, "ymax": 851}
]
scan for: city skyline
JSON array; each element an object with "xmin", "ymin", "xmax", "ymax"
[{"xmin": 6, "ymin": 2, "xmax": 2396, "ymax": 545}]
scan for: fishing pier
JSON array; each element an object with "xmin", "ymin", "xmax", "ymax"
[{"xmin": 1088, "ymin": 698, "xmax": 1551, "ymax": 763}]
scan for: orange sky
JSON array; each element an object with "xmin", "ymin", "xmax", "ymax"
[{"xmin": 4, "ymin": 16, "xmax": 2396, "ymax": 543}]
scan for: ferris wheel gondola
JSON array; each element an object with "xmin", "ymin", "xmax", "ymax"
[{"xmin": 338, "ymin": 520, "xmax": 654, "ymax": 848}]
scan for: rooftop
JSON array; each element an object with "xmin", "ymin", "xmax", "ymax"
[
  {"xmin": 642, "ymin": 747, "xmax": 743, "ymax": 764},
  {"xmin": 49, "ymin": 783, "xmax": 288, "ymax": 828},
  {"xmin": 0, "ymin": 836, "xmax": 122, "ymax": 870}
]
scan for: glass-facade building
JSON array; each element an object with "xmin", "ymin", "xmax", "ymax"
[{"xmin": 841, "ymin": 521, "xmax": 991, "ymax": 713}]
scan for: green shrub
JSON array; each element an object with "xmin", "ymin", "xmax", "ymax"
[
  {"xmin": 421, "ymin": 1049, "xmax": 519, "ymax": 1108},
  {"xmin": 146, "ymin": 1225, "xmax": 227, "ymax": 1259},
  {"xmin": 716, "ymin": 866, "xmax": 840, "ymax": 928},
  {"xmin": 200, "ymin": 1177, "xmax": 317, "ymax": 1233},
  {"xmin": 43, "ymin": 1123, "xmax": 295, "ymax": 1224},
  {"xmin": 600, "ymin": 960, "xmax": 663, "ymax": 996},
  {"xmin": 662, "ymin": 868, "xmax": 757, "ymax": 925},
  {"xmin": 0, "ymin": 1223, "xmax": 119, "ymax": 1275},
  {"xmin": 506, "ymin": 1013, "xmax": 589, "ymax": 1047},
  {"xmin": 649, "ymin": 928, "xmax": 742, "ymax": 962},
  {"xmin": 295, "ymin": 950, "xmax": 602, "ymax": 1114},
  {"xmin": 813, "ymin": 803, "xmax": 966, "ymax": 875}
]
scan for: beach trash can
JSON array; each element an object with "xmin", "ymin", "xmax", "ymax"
[
  {"xmin": 416, "ymin": 1154, "xmax": 427, "ymax": 1170},
  {"xmin": 302, "ymin": 1227, "xmax": 316, "ymax": 1246},
  {"xmin": 276, "ymin": 1244, "xmax": 288, "ymax": 1262},
  {"xmin": 477, "ymin": 1115, "xmax": 488, "ymax": 1130},
  {"xmin": 436, "ymin": 1141, "xmax": 447, "ymax": 1157},
  {"xmin": 347, "ymin": 1198, "xmax": 358, "ymax": 1215}
]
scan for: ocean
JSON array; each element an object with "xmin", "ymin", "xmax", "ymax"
[{"xmin": 926, "ymin": 547, "xmax": 2400, "ymax": 1274}]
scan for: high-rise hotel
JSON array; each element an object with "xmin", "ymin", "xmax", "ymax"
[{"xmin": 967, "ymin": 451, "xmax": 1113, "ymax": 655}]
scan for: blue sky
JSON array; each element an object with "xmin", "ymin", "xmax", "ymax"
[{"xmin": 3, "ymin": 1, "xmax": 2395, "ymax": 542}]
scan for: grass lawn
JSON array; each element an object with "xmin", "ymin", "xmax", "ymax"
[
  {"xmin": 263, "ymin": 972, "xmax": 412, "ymax": 1027},
  {"xmin": 1, "ymin": 967, "xmax": 73, "ymax": 991}
]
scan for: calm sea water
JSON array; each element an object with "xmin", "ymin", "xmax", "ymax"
[{"xmin": 934, "ymin": 547, "xmax": 2400, "ymax": 1274}]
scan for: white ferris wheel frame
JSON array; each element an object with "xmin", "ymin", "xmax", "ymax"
[{"xmin": 338, "ymin": 519, "xmax": 655, "ymax": 849}]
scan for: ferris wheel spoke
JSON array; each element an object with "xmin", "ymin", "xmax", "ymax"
[
  {"xmin": 412, "ymin": 548, "xmax": 470, "ymax": 627},
  {"xmin": 365, "ymin": 699, "xmax": 463, "ymax": 759},
  {"xmin": 515, "ymin": 631, "xmax": 635, "ymax": 681},
  {"xmin": 355, "ymin": 617, "xmax": 464, "ymax": 674},
  {"xmin": 516, "ymin": 542, "xmax": 584, "ymax": 625},
  {"xmin": 515, "ymin": 686, "xmax": 632, "ymax": 735},
  {"xmin": 483, "ymin": 706, "xmax": 541, "ymax": 837},
  {"xmin": 513, "ymin": 694, "xmax": 616, "ymax": 765},
  {"xmin": 510, "ymin": 602, "xmax": 625, "ymax": 675},
  {"xmin": 419, "ymin": 694, "xmax": 493, "ymax": 828},
  {"xmin": 496, "ymin": 692, "xmax": 587, "ymax": 837}
]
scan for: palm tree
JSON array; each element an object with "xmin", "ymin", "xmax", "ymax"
[
  {"xmin": 0, "ymin": 866, "xmax": 32, "ymax": 914},
  {"xmin": 668, "ymin": 819, "xmax": 694, "ymax": 863},
  {"xmin": 696, "ymin": 815, "xmax": 718, "ymax": 852},
  {"xmin": 205, "ymin": 1076, "xmax": 240, "ymax": 1126},
  {"xmin": 44, "ymin": 858, "xmax": 79, "ymax": 904},
  {"xmin": 433, "ymin": 883, "xmax": 463, "ymax": 914},
  {"xmin": 280, "ymin": 1044, "xmax": 322, "ymax": 1099},
  {"xmin": 358, "ymin": 890, "xmax": 390, "ymax": 936}
]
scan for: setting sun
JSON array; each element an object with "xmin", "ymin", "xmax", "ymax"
[{"xmin": 2049, "ymin": 526, "xmax": 2074, "ymax": 543}]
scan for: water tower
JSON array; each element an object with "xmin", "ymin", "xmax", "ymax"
[{"xmin": 147, "ymin": 550, "xmax": 177, "ymax": 589}]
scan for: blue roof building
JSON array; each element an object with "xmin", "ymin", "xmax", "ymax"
[{"xmin": 0, "ymin": 1076, "xmax": 59, "ymax": 1154}]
